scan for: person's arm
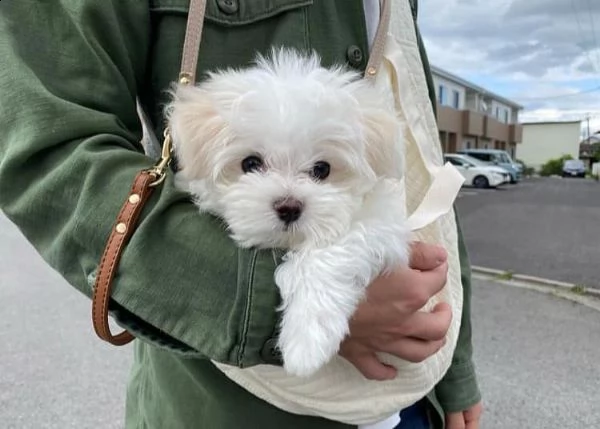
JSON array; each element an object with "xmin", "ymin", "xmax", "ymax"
[
  {"xmin": 410, "ymin": 0, "xmax": 483, "ymax": 414},
  {"xmin": 0, "ymin": 1, "xmax": 278, "ymax": 366}
]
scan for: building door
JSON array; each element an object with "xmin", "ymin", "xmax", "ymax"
[{"xmin": 448, "ymin": 133, "xmax": 457, "ymax": 153}]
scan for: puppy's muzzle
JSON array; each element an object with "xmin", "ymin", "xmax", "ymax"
[{"xmin": 273, "ymin": 197, "xmax": 303, "ymax": 225}]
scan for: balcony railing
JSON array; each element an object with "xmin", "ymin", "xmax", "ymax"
[{"xmin": 437, "ymin": 104, "xmax": 522, "ymax": 143}]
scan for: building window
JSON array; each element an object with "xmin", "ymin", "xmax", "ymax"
[
  {"xmin": 504, "ymin": 109, "xmax": 509, "ymax": 123},
  {"xmin": 495, "ymin": 106, "xmax": 500, "ymax": 119},
  {"xmin": 438, "ymin": 85, "xmax": 446, "ymax": 105},
  {"xmin": 452, "ymin": 90, "xmax": 460, "ymax": 109}
]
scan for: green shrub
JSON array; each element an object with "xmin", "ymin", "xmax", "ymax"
[{"xmin": 539, "ymin": 154, "xmax": 573, "ymax": 177}]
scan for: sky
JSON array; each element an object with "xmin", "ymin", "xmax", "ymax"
[{"xmin": 418, "ymin": 0, "xmax": 600, "ymax": 137}]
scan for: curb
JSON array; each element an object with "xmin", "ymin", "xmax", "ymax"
[{"xmin": 471, "ymin": 265, "xmax": 600, "ymax": 300}]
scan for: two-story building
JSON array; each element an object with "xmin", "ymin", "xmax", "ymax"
[{"xmin": 431, "ymin": 66, "xmax": 523, "ymax": 159}]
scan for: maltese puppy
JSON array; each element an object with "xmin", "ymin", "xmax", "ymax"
[{"xmin": 167, "ymin": 49, "xmax": 410, "ymax": 377}]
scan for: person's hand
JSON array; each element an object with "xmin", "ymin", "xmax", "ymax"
[
  {"xmin": 445, "ymin": 402, "xmax": 483, "ymax": 429},
  {"xmin": 339, "ymin": 241, "xmax": 452, "ymax": 380}
]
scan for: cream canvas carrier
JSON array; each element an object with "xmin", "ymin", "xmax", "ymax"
[{"xmin": 139, "ymin": 0, "xmax": 465, "ymax": 425}]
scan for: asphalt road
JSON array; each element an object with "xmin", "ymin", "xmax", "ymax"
[
  {"xmin": 2, "ymin": 211, "xmax": 600, "ymax": 429},
  {"xmin": 456, "ymin": 177, "xmax": 600, "ymax": 289}
]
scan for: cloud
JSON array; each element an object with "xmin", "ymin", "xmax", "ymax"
[{"xmin": 418, "ymin": 0, "xmax": 600, "ymax": 133}]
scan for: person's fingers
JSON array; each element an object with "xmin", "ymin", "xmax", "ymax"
[
  {"xmin": 464, "ymin": 403, "xmax": 483, "ymax": 429},
  {"xmin": 445, "ymin": 412, "xmax": 466, "ymax": 429},
  {"xmin": 377, "ymin": 335, "xmax": 446, "ymax": 363},
  {"xmin": 393, "ymin": 302, "xmax": 453, "ymax": 341},
  {"xmin": 409, "ymin": 241, "xmax": 447, "ymax": 271},
  {"xmin": 465, "ymin": 420, "xmax": 480, "ymax": 429},
  {"xmin": 339, "ymin": 349, "xmax": 397, "ymax": 381},
  {"xmin": 393, "ymin": 263, "xmax": 449, "ymax": 311}
]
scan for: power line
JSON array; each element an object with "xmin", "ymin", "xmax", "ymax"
[
  {"xmin": 514, "ymin": 85, "xmax": 600, "ymax": 101},
  {"xmin": 585, "ymin": 0, "xmax": 600, "ymax": 73},
  {"xmin": 571, "ymin": 0, "xmax": 600, "ymax": 80}
]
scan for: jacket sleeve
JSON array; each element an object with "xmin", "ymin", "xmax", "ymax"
[
  {"xmin": 411, "ymin": 2, "xmax": 483, "ymax": 413},
  {"xmin": 0, "ymin": 1, "xmax": 279, "ymax": 366},
  {"xmin": 434, "ymin": 216, "xmax": 482, "ymax": 412}
]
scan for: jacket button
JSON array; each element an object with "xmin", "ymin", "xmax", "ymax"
[
  {"xmin": 260, "ymin": 338, "xmax": 283, "ymax": 364},
  {"xmin": 217, "ymin": 0, "xmax": 238, "ymax": 14},
  {"xmin": 346, "ymin": 45, "xmax": 364, "ymax": 68}
]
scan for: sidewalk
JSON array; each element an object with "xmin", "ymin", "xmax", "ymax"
[{"xmin": 472, "ymin": 280, "xmax": 600, "ymax": 429}]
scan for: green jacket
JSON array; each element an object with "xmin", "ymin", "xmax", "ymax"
[{"xmin": 0, "ymin": 1, "xmax": 480, "ymax": 428}]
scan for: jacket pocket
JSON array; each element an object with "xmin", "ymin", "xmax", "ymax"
[{"xmin": 150, "ymin": 0, "xmax": 313, "ymax": 25}]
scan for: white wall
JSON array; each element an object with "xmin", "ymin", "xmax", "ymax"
[
  {"xmin": 479, "ymin": 138, "xmax": 492, "ymax": 149},
  {"xmin": 517, "ymin": 122, "xmax": 582, "ymax": 170},
  {"xmin": 464, "ymin": 91, "xmax": 479, "ymax": 112},
  {"xmin": 432, "ymin": 75, "xmax": 466, "ymax": 110},
  {"xmin": 462, "ymin": 137, "xmax": 476, "ymax": 149}
]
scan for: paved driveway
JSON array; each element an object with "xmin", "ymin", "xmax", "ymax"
[
  {"xmin": 2, "ymin": 211, "xmax": 600, "ymax": 428},
  {"xmin": 455, "ymin": 177, "xmax": 600, "ymax": 289}
]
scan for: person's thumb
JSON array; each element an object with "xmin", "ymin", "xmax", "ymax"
[{"xmin": 409, "ymin": 241, "xmax": 447, "ymax": 271}]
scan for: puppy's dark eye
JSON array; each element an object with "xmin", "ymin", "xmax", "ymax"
[
  {"xmin": 241, "ymin": 155, "xmax": 264, "ymax": 173},
  {"xmin": 310, "ymin": 161, "xmax": 330, "ymax": 180}
]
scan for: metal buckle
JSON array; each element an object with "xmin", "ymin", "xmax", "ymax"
[{"xmin": 145, "ymin": 128, "xmax": 173, "ymax": 187}]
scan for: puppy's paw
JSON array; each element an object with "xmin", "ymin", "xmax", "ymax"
[
  {"xmin": 275, "ymin": 254, "xmax": 366, "ymax": 376},
  {"xmin": 278, "ymin": 304, "xmax": 350, "ymax": 377}
]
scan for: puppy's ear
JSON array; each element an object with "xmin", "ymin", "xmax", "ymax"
[
  {"xmin": 348, "ymin": 80, "xmax": 404, "ymax": 179},
  {"xmin": 361, "ymin": 105, "xmax": 403, "ymax": 179},
  {"xmin": 166, "ymin": 84, "xmax": 227, "ymax": 181}
]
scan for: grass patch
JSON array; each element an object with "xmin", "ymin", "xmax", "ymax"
[
  {"xmin": 496, "ymin": 270, "xmax": 514, "ymax": 281},
  {"xmin": 571, "ymin": 284, "xmax": 587, "ymax": 295}
]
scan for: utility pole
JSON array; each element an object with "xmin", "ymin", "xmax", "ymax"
[{"xmin": 587, "ymin": 114, "xmax": 591, "ymax": 144}]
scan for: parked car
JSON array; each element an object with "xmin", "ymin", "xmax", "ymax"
[
  {"xmin": 457, "ymin": 148, "xmax": 522, "ymax": 183},
  {"xmin": 561, "ymin": 159, "xmax": 586, "ymax": 178},
  {"xmin": 444, "ymin": 153, "xmax": 510, "ymax": 188}
]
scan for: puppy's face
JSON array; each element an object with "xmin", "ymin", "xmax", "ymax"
[{"xmin": 168, "ymin": 50, "xmax": 400, "ymax": 249}]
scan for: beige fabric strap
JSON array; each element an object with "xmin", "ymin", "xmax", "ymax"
[
  {"xmin": 365, "ymin": 0, "xmax": 391, "ymax": 80},
  {"xmin": 179, "ymin": 0, "xmax": 208, "ymax": 84}
]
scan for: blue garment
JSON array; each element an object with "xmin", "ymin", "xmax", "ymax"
[{"xmin": 395, "ymin": 400, "xmax": 431, "ymax": 429}]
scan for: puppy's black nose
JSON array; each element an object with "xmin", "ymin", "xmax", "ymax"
[{"xmin": 273, "ymin": 198, "xmax": 303, "ymax": 224}]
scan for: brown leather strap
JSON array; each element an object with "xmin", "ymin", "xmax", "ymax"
[
  {"xmin": 92, "ymin": 171, "xmax": 157, "ymax": 345},
  {"xmin": 365, "ymin": 0, "xmax": 391, "ymax": 80},
  {"xmin": 179, "ymin": 0, "xmax": 208, "ymax": 84}
]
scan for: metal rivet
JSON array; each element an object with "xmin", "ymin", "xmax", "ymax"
[
  {"xmin": 367, "ymin": 66, "xmax": 377, "ymax": 76},
  {"xmin": 115, "ymin": 223, "xmax": 127, "ymax": 234},
  {"xmin": 128, "ymin": 194, "xmax": 141, "ymax": 204}
]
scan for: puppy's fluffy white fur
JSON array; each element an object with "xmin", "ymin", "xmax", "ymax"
[{"xmin": 167, "ymin": 49, "xmax": 409, "ymax": 377}]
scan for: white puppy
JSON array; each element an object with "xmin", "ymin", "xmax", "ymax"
[{"xmin": 167, "ymin": 49, "xmax": 410, "ymax": 377}]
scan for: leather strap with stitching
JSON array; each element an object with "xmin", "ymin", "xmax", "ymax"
[
  {"xmin": 179, "ymin": 0, "xmax": 207, "ymax": 84},
  {"xmin": 364, "ymin": 0, "xmax": 390, "ymax": 80},
  {"xmin": 92, "ymin": 171, "xmax": 157, "ymax": 345}
]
